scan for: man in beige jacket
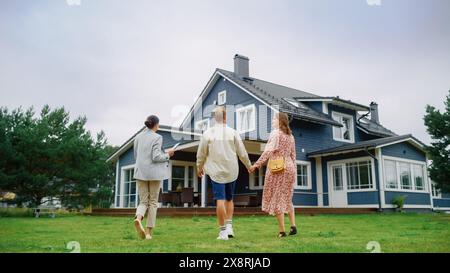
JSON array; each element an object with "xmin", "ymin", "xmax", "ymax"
[{"xmin": 196, "ymin": 106, "xmax": 252, "ymax": 240}]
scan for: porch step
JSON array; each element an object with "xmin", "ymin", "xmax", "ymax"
[{"xmin": 89, "ymin": 207, "xmax": 377, "ymax": 217}]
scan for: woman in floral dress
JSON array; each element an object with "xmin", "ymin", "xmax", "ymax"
[{"xmin": 249, "ymin": 112, "xmax": 297, "ymax": 237}]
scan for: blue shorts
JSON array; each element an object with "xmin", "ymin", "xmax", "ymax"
[{"xmin": 211, "ymin": 180, "xmax": 236, "ymax": 201}]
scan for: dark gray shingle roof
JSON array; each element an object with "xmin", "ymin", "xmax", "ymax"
[
  {"xmin": 217, "ymin": 69, "xmax": 342, "ymax": 127},
  {"xmin": 356, "ymin": 114, "xmax": 397, "ymax": 137},
  {"xmin": 307, "ymin": 134, "xmax": 425, "ymax": 156}
]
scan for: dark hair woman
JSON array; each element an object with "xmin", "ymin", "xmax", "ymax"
[
  {"xmin": 133, "ymin": 114, "xmax": 174, "ymax": 240},
  {"xmin": 249, "ymin": 112, "xmax": 297, "ymax": 237},
  {"xmin": 145, "ymin": 115, "xmax": 160, "ymax": 130}
]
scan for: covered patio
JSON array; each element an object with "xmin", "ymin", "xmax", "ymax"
[{"xmin": 158, "ymin": 139, "xmax": 266, "ymax": 208}]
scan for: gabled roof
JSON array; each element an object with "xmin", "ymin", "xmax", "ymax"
[
  {"xmin": 215, "ymin": 69, "xmax": 342, "ymax": 127},
  {"xmin": 308, "ymin": 134, "xmax": 426, "ymax": 157}
]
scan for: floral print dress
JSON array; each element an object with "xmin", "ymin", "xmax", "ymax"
[{"xmin": 255, "ymin": 129, "xmax": 297, "ymax": 215}]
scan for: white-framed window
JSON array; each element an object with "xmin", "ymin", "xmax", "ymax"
[
  {"xmin": 218, "ymin": 90, "xmax": 227, "ymax": 105},
  {"xmin": 249, "ymin": 165, "xmax": 267, "ymax": 190},
  {"xmin": 431, "ymin": 182, "xmax": 441, "ymax": 198},
  {"xmin": 332, "ymin": 165, "xmax": 344, "ymax": 191},
  {"xmin": 382, "ymin": 156, "xmax": 428, "ymax": 192},
  {"xmin": 168, "ymin": 161, "xmax": 198, "ymax": 193},
  {"xmin": 121, "ymin": 166, "xmax": 137, "ymax": 208},
  {"xmin": 412, "ymin": 164, "xmax": 425, "ymax": 191},
  {"xmin": 384, "ymin": 159, "xmax": 398, "ymax": 189},
  {"xmin": 346, "ymin": 160, "xmax": 373, "ymax": 190},
  {"xmin": 296, "ymin": 161, "xmax": 312, "ymax": 189},
  {"xmin": 195, "ymin": 119, "xmax": 209, "ymax": 132},
  {"xmin": 236, "ymin": 104, "xmax": 256, "ymax": 134},
  {"xmin": 332, "ymin": 112, "xmax": 355, "ymax": 143},
  {"xmin": 328, "ymin": 157, "xmax": 376, "ymax": 192}
]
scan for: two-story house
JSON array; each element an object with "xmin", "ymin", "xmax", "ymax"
[{"xmin": 107, "ymin": 54, "xmax": 449, "ymax": 211}]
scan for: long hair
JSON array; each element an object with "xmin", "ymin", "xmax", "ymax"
[{"xmin": 276, "ymin": 112, "xmax": 292, "ymax": 135}]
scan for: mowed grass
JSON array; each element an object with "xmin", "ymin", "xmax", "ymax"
[{"xmin": 0, "ymin": 213, "xmax": 449, "ymax": 253}]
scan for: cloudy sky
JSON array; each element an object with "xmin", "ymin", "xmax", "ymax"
[{"xmin": 1, "ymin": 0, "xmax": 449, "ymax": 146}]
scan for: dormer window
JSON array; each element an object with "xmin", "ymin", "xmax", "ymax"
[
  {"xmin": 283, "ymin": 98, "xmax": 300, "ymax": 108},
  {"xmin": 332, "ymin": 112, "xmax": 355, "ymax": 143},
  {"xmin": 218, "ymin": 90, "xmax": 227, "ymax": 105},
  {"xmin": 283, "ymin": 98, "xmax": 308, "ymax": 109},
  {"xmin": 195, "ymin": 119, "xmax": 210, "ymax": 132}
]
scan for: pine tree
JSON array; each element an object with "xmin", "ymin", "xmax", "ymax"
[{"xmin": 424, "ymin": 90, "xmax": 450, "ymax": 193}]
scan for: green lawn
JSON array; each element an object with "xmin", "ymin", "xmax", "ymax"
[{"xmin": 0, "ymin": 213, "xmax": 449, "ymax": 253}]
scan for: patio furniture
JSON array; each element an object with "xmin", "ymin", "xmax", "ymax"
[
  {"xmin": 181, "ymin": 187, "xmax": 194, "ymax": 207},
  {"xmin": 234, "ymin": 192, "xmax": 262, "ymax": 207},
  {"xmin": 32, "ymin": 206, "xmax": 56, "ymax": 218},
  {"xmin": 159, "ymin": 190, "xmax": 178, "ymax": 207},
  {"xmin": 168, "ymin": 191, "xmax": 182, "ymax": 207}
]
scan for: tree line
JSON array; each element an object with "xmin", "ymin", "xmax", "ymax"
[{"xmin": 0, "ymin": 105, "xmax": 116, "ymax": 208}]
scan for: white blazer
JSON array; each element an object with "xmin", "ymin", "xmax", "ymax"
[{"xmin": 133, "ymin": 128, "xmax": 169, "ymax": 181}]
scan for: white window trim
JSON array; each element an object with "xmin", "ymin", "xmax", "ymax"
[
  {"xmin": 327, "ymin": 156, "xmax": 377, "ymax": 192},
  {"xmin": 249, "ymin": 167, "xmax": 265, "ymax": 190},
  {"xmin": 114, "ymin": 161, "xmax": 120, "ymax": 207},
  {"xmin": 431, "ymin": 182, "xmax": 442, "ymax": 198},
  {"xmin": 331, "ymin": 111, "xmax": 355, "ymax": 143},
  {"xmin": 195, "ymin": 119, "xmax": 210, "ymax": 131},
  {"xmin": 236, "ymin": 104, "xmax": 257, "ymax": 134},
  {"xmin": 382, "ymin": 155, "xmax": 429, "ymax": 193},
  {"xmin": 120, "ymin": 164, "xmax": 136, "ymax": 208},
  {"xmin": 322, "ymin": 102, "xmax": 329, "ymax": 114},
  {"xmin": 168, "ymin": 160, "xmax": 198, "ymax": 193},
  {"xmin": 218, "ymin": 90, "xmax": 227, "ymax": 105},
  {"xmin": 295, "ymin": 160, "xmax": 312, "ymax": 190}
]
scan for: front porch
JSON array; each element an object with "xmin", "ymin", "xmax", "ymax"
[{"xmin": 116, "ymin": 140, "xmax": 267, "ymax": 209}]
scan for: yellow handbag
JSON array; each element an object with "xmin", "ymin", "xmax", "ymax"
[{"xmin": 268, "ymin": 157, "xmax": 286, "ymax": 174}]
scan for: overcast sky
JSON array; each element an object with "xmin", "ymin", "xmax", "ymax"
[{"xmin": 1, "ymin": 0, "xmax": 449, "ymax": 146}]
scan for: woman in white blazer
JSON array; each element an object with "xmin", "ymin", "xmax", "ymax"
[{"xmin": 133, "ymin": 115, "xmax": 174, "ymax": 240}]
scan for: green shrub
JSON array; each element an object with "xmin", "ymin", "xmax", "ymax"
[
  {"xmin": 0, "ymin": 208, "xmax": 34, "ymax": 217},
  {"xmin": 392, "ymin": 195, "xmax": 407, "ymax": 212},
  {"xmin": 0, "ymin": 208, "xmax": 79, "ymax": 217}
]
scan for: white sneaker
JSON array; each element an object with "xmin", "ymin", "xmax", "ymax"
[
  {"xmin": 226, "ymin": 224, "xmax": 234, "ymax": 238},
  {"xmin": 217, "ymin": 230, "xmax": 229, "ymax": 240}
]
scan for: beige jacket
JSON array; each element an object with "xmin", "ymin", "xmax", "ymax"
[{"xmin": 196, "ymin": 124, "xmax": 252, "ymax": 183}]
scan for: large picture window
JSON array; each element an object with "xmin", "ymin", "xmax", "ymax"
[
  {"xmin": 236, "ymin": 104, "xmax": 256, "ymax": 134},
  {"xmin": 346, "ymin": 160, "xmax": 373, "ymax": 190},
  {"xmin": 332, "ymin": 112, "xmax": 355, "ymax": 143},
  {"xmin": 383, "ymin": 157, "xmax": 427, "ymax": 192},
  {"xmin": 169, "ymin": 162, "xmax": 198, "ymax": 192},
  {"xmin": 384, "ymin": 160, "xmax": 398, "ymax": 189},
  {"xmin": 122, "ymin": 168, "xmax": 137, "ymax": 208},
  {"xmin": 329, "ymin": 158, "xmax": 375, "ymax": 192}
]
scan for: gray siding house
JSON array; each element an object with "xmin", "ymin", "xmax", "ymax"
[{"xmin": 107, "ymin": 54, "xmax": 449, "ymax": 211}]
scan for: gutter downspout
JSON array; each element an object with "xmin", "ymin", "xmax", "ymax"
[{"xmin": 363, "ymin": 148, "xmax": 383, "ymax": 212}]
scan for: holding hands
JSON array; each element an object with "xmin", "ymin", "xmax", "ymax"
[
  {"xmin": 198, "ymin": 168, "xmax": 205, "ymax": 177},
  {"xmin": 248, "ymin": 165, "xmax": 257, "ymax": 174}
]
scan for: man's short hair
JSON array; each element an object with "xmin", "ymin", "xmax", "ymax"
[{"xmin": 213, "ymin": 106, "xmax": 226, "ymax": 123}]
